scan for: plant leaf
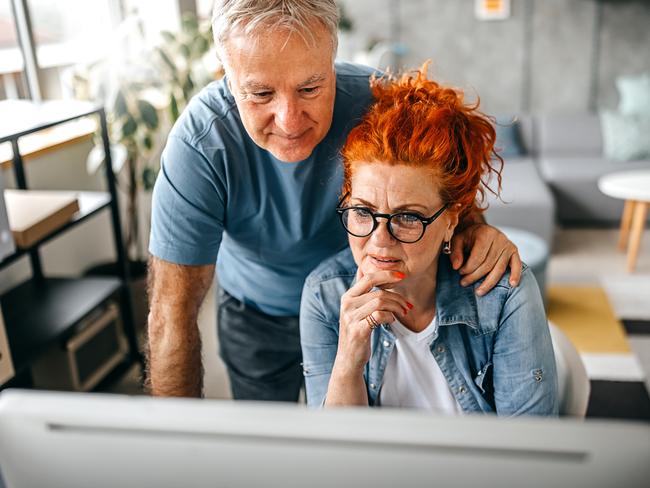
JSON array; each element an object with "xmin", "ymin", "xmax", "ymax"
[
  {"xmin": 193, "ymin": 36, "xmax": 209, "ymax": 56},
  {"xmin": 86, "ymin": 143, "xmax": 128, "ymax": 174},
  {"xmin": 160, "ymin": 30, "xmax": 176, "ymax": 44},
  {"xmin": 141, "ymin": 166, "xmax": 157, "ymax": 191},
  {"xmin": 157, "ymin": 47, "xmax": 178, "ymax": 79},
  {"xmin": 182, "ymin": 74, "xmax": 195, "ymax": 101},
  {"xmin": 182, "ymin": 14, "xmax": 198, "ymax": 33},
  {"xmin": 122, "ymin": 114, "xmax": 137, "ymax": 138},
  {"xmin": 137, "ymin": 99, "xmax": 159, "ymax": 130},
  {"xmin": 113, "ymin": 89, "xmax": 128, "ymax": 117},
  {"xmin": 169, "ymin": 93, "xmax": 179, "ymax": 121},
  {"xmin": 142, "ymin": 133, "xmax": 153, "ymax": 150},
  {"xmin": 179, "ymin": 42, "xmax": 191, "ymax": 59}
]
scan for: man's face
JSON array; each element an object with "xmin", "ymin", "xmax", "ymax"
[{"xmin": 223, "ymin": 23, "xmax": 337, "ymax": 162}]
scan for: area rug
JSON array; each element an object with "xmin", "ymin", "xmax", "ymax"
[
  {"xmin": 547, "ymin": 285, "xmax": 650, "ymax": 420},
  {"xmin": 547, "ymin": 286, "xmax": 630, "ymax": 354}
]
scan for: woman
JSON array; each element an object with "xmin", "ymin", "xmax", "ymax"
[{"xmin": 299, "ymin": 68, "xmax": 558, "ymax": 415}]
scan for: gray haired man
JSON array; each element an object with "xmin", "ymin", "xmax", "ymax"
[{"xmin": 147, "ymin": 0, "xmax": 521, "ymax": 401}]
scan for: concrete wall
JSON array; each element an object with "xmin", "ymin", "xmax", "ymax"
[{"xmin": 339, "ymin": 0, "xmax": 650, "ymax": 114}]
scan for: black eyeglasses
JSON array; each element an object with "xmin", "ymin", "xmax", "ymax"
[{"xmin": 336, "ymin": 196, "xmax": 448, "ymax": 244}]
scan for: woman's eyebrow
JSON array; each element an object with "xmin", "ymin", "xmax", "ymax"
[{"xmin": 350, "ymin": 197, "xmax": 430, "ymax": 213}]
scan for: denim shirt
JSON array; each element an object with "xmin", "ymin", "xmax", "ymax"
[{"xmin": 299, "ymin": 247, "xmax": 559, "ymax": 416}]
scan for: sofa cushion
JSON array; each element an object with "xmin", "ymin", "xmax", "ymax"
[
  {"xmin": 484, "ymin": 157, "xmax": 555, "ymax": 247},
  {"xmin": 537, "ymin": 113, "xmax": 602, "ymax": 157},
  {"xmin": 494, "ymin": 115, "xmax": 525, "ymax": 158},
  {"xmin": 600, "ymin": 110, "xmax": 650, "ymax": 162},
  {"xmin": 617, "ymin": 72, "xmax": 650, "ymax": 116}
]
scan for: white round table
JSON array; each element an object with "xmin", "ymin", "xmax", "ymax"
[{"xmin": 598, "ymin": 169, "xmax": 650, "ymax": 272}]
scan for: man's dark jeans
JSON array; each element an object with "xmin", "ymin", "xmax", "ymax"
[{"xmin": 217, "ymin": 288, "xmax": 303, "ymax": 402}]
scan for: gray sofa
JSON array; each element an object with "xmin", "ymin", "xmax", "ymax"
[
  {"xmin": 536, "ymin": 113, "xmax": 650, "ymax": 224},
  {"xmin": 484, "ymin": 115, "xmax": 555, "ymax": 248},
  {"xmin": 484, "ymin": 113, "xmax": 650, "ymax": 248}
]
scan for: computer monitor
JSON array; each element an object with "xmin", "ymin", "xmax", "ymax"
[
  {"xmin": 0, "ymin": 170, "xmax": 15, "ymax": 263},
  {"xmin": 0, "ymin": 389, "xmax": 648, "ymax": 488}
]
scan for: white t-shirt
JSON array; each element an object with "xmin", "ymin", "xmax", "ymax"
[{"xmin": 379, "ymin": 317, "xmax": 462, "ymax": 414}]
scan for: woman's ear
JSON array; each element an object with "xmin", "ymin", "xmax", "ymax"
[{"xmin": 444, "ymin": 203, "xmax": 462, "ymax": 241}]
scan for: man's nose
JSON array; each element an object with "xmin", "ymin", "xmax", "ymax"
[{"xmin": 275, "ymin": 97, "xmax": 303, "ymax": 135}]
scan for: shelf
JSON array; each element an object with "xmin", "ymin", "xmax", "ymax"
[
  {"xmin": 0, "ymin": 100, "xmax": 99, "ymax": 144},
  {"xmin": 0, "ymin": 191, "xmax": 111, "ymax": 267},
  {"xmin": 0, "ymin": 276, "xmax": 122, "ymax": 374},
  {"xmin": 0, "ymin": 99, "xmax": 140, "ymax": 390},
  {"xmin": 0, "ymin": 118, "xmax": 95, "ymax": 168}
]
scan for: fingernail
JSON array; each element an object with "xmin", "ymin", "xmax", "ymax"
[
  {"xmin": 460, "ymin": 280, "xmax": 468, "ymax": 287},
  {"xmin": 406, "ymin": 302, "xmax": 414, "ymax": 309},
  {"xmin": 476, "ymin": 289, "xmax": 485, "ymax": 297},
  {"xmin": 393, "ymin": 272, "xmax": 406, "ymax": 279}
]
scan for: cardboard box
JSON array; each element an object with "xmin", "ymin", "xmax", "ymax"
[{"xmin": 4, "ymin": 190, "xmax": 79, "ymax": 248}]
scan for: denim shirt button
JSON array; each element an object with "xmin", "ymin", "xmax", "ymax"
[
  {"xmin": 382, "ymin": 340, "xmax": 391, "ymax": 348},
  {"xmin": 477, "ymin": 370, "xmax": 482, "ymax": 376},
  {"xmin": 370, "ymin": 383, "xmax": 376, "ymax": 390},
  {"xmin": 458, "ymin": 386, "xmax": 466, "ymax": 394},
  {"xmin": 437, "ymin": 345, "xmax": 446, "ymax": 353}
]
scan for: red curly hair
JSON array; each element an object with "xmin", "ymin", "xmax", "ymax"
[{"xmin": 341, "ymin": 66, "xmax": 503, "ymax": 219}]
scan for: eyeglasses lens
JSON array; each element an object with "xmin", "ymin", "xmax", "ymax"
[{"xmin": 341, "ymin": 209, "xmax": 424, "ymax": 243}]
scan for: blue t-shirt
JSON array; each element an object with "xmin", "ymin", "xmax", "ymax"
[{"xmin": 149, "ymin": 62, "xmax": 376, "ymax": 316}]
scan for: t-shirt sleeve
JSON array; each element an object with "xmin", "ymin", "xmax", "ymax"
[{"xmin": 148, "ymin": 135, "xmax": 226, "ymax": 265}]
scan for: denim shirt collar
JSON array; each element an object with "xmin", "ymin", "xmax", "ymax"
[{"xmin": 434, "ymin": 255, "xmax": 480, "ymax": 330}]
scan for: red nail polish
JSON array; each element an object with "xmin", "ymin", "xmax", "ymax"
[
  {"xmin": 393, "ymin": 272, "xmax": 406, "ymax": 279},
  {"xmin": 406, "ymin": 302, "xmax": 414, "ymax": 310}
]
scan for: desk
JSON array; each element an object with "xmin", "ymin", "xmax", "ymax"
[{"xmin": 598, "ymin": 170, "xmax": 650, "ymax": 272}]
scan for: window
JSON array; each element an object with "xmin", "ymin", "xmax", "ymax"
[
  {"xmin": 27, "ymin": 0, "xmax": 119, "ymax": 99},
  {"xmin": 196, "ymin": 0, "xmax": 213, "ymax": 21},
  {"xmin": 1, "ymin": 0, "xmax": 192, "ymax": 101},
  {"xmin": 0, "ymin": 0, "xmax": 28, "ymax": 100}
]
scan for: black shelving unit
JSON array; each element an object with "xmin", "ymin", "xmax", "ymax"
[{"xmin": 0, "ymin": 100, "xmax": 141, "ymax": 381}]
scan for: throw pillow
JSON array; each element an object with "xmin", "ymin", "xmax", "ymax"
[
  {"xmin": 600, "ymin": 110, "xmax": 650, "ymax": 162},
  {"xmin": 493, "ymin": 115, "xmax": 525, "ymax": 159},
  {"xmin": 616, "ymin": 73, "xmax": 650, "ymax": 116}
]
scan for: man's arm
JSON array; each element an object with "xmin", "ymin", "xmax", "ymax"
[{"xmin": 146, "ymin": 256, "xmax": 215, "ymax": 397}]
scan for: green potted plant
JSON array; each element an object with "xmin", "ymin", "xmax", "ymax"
[{"xmin": 68, "ymin": 10, "xmax": 218, "ymax": 330}]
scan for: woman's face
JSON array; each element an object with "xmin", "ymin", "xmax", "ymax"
[{"xmin": 347, "ymin": 163, "xmax": 458, "ymax": 281}]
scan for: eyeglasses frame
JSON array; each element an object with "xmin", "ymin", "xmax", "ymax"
[{"xmin": 335, "ymin": 195, "xmax": 449, "ymax": 244}]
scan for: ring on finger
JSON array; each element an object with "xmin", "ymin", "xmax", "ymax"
[{"xmin": 365, "ymin": 314, "xmax": 380, "ymax": 330}]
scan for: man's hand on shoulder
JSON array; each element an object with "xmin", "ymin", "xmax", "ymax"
[{"xmin": 450, "ymin": 223, "xmax": 522, "ymax": 296}]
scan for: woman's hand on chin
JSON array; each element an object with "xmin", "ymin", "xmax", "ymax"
[
  {"xmin": 326, "ymin": 268, "xmax": 411, "ymax": 406},
  {"xmin": 334, "ymin": 268, "xmax": 411, "ymax": 374}
]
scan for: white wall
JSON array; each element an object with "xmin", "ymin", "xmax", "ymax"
[{"xmin": 0, "ymin": 138, "xmax": 133, "ymax": 295}]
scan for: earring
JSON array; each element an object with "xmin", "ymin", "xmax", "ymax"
[{"xmin": 442, "ymin": 240, "xmax": 451, "ymax": 255}]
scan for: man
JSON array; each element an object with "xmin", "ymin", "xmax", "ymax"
[{"xmin": 147, "ymin": 0, "xmax": 521, "ymax": 401}]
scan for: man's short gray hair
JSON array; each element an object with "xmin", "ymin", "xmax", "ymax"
[{"xmin": 212, "ymin": 0, "xmax": 340, "ymax": 60}]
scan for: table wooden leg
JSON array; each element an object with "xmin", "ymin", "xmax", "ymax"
[
  {"xmin": 618, "ymin": 199, "xmax": 635, "ymax": 251},
  {"xmin": 627, "ymin": 201, "xmax": 648, "ymax": 272}
]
